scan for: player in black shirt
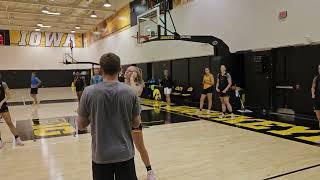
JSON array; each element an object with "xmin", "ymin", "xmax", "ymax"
[
  {"xmin": 74, "ymin": 70, "xmax": 86, "ymax": 102},
  {"xmin": 311, "ymin": 64, "xmax": 320, "ymax": 128},
  {"xmin": 216, "ymin": 65, "xmax": 234, "ymax": 119},
  {"xmin": 0, "ymin": 74, "xmax": 24, "ymax": 148},
  {"xmin": 160, "ymin": 70, "xmax": 173, "ymax": 105}
]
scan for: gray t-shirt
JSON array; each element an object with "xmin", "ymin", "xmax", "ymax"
[{"xmin": 78, "ymin": 81, "xmax": 141, "ymax": 164}]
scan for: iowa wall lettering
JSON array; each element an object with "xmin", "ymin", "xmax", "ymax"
[{"xmin": 10, "ymin": 30, "xmax": 83, "ymax": 47}]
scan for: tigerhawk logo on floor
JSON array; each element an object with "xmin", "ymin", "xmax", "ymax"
[{"xmin": 141, "ymin": 99, "xmax": 320, "ymax": 146}]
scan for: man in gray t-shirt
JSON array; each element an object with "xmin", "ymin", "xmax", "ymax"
[{"xmin": 77, "ymin": 53, "xmax": 141, "ymax": 180}]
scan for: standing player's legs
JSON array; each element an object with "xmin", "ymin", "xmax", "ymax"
[
  {"xmin": 224, "ymin": 96, "xmax": 234, "ymax": 119},
  {"xmin": 76, "ymin": 91, "xmax": 83, "ymax": 102},
  {"xmin": 199, "ymin": 91, "xmax": 207, "ymax": 111},
  {"xmin": 316, "ymin": 111, "xmax": 320, "ymax": 128},
  {"xmin": 0, "ymin": 129, "xmax": 3, "ymax": 149},
  {"xmin": 30, "ymin": 94, "xmax": 36, "ymax": 103},
  {"xmin": 164, "ymin": 88, "xmax": 171, "ymax": 105},
  {"xmin": 132, "ymin": 128, "xmax": 156, "ymax": 180},
  {"xmin": 314, "ymin": 99, "xmax": 320, "ymax": 128},
  {"xmin": 0, "ymin": 110, "xmax": 24, "ymax": 147},
  {"xmin": 207, "ymin": 92, "xmax": 213, "ymax": 111},
  {"xmin": 30, "ymin": 88, "xmax": 38, "ymax": 104},
  {"xmin": 219, "ymin": 96, "xmax": 226, "ymax": 118},
  {"xmin": 76, "ymin": 90, "xmax": 87, "ymax": 133},
  {"xmin": 132, "ymin": 130, "xmax": 151, "ymax": 168},
  {"xmin": 165, "ymin": 94, "xmax": 171, "ymax": 104}
]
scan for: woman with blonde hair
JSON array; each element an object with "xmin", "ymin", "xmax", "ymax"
[
  {"xmin": 124, "ymin": 66, "xmax": 156, "ymax": 180},
  {"xmin": 199, "ymin": 67, "xmax": 214, "ymax": 112}
]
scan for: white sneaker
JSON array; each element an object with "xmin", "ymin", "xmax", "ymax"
[
  {"xmin": 0, "ymin": 141, "xmax": 4, "ymax": 149},
  {"xmin": 207, "ymin": 110, "xmax": 212, "ymax": 114},
  {"xmin": 219, "ymin": 114, "xmax": 225, "ymax": 118},
  {"xmin": 15, "ymin": 137, "xmax": 24, "ymax": 146},
  {"xmin": 230, "ymin": 114, "xmax": 235, "ymax": 119},
  {"xmin": 147, "ymin": 170, "xmax": 156, "ymax": 180}
]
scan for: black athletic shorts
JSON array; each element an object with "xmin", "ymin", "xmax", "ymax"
[
  {"xmin": 313, "ymin": 98, "xmax": 320, "ymax": 111},
  {"xmin": 0, "ymin": 102, "xmax": 9, "ymax": 113},
  {"xmin": 92, "ymin": 158, "xmax": 137, "ymax": 180},
  {"xmin": 201, "ymin": 86, "xmax": 213, "ymax": 95},
  {"xmin": 218, "ymin": 91, "xmax": 230, "ymax": 97},
  {"xmin": 30, "ymin": 88, "xmax": 38, "ymax": 94},
  {"xmin": 132, "ymin": 123, "xmax": 143, "ymax": 131},
  {"xmin": 76, "ymin": 87, "xmax": 84, "ymax": 92}
]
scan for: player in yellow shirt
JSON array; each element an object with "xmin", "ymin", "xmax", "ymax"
[{"xmin": 200, "ymin": 68, "xmax": 214, "ymax": 113}]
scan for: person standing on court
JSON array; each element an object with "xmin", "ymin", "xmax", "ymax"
[
  {"xmin": 199, "ymin": 68, "xmax": 214, "ymax": 113},
  {"xmin": 311, "ymin": 64, "xmax": 320, "ymax": 128},
  {"xmin": 0, "ymin": 74, "xmax": 24, "ymax": 149},
  {"xmin": 30, "ymin": 72, "xmax": 41, "ymax": 104},
  {"xmin": 125, "ymin": 66, "xmax": 157, "ymax": 180},
  {"xmin": 160, "ymin": 69, "xmax": 173, "ymax": 106},
  {"xmin": 90, "ymin": 68, "xmax": 103, "ymax": 85},
  {"xmin": 77, "ymin": 53, "xmax": 141, "ymax": 180},
  {"xmin": 74, "ymin": 70, "xmax": 86, "ymax": 102},
  {"xmin": 216, "ymin": 65, "xmax": 235, "ymax": 119}
]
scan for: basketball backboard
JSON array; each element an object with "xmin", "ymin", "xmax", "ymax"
[{"xmin": 137, "ymin": 6, "xmax": 160, "ymax": 43}]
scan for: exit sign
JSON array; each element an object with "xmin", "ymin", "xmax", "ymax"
[{"xmin": 279, "ymin": 11, "xmax": 288, "ymax": 20}]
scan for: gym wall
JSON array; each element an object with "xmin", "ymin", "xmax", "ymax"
[
  {"xmin": 88, "ymin": 0, "xmax": 320, "ymax": 65},
  {"xmin": 188, "ymin": 56, "xmax": 210, "ymax": 98},
  {"xmin": 171, "ymin": 59, "xmax": 188, "ymax": 86},
  {"xmin": 0, "ymin": 46, "xmax": 91, "ymax": 70},
  {"xmin": 136, "ymin": 63, "xmax": 149, "ymax": 81},
  {"xmin": 0, "ymin": 69, "xmax": 90, "ymax": 89},
  {"xmin": 152, "ymin": 61, "xmax": 171, "ymax": 81}
]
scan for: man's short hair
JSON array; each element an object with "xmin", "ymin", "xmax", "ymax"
[{"xmin": 100, "ymin": 53, "xmax": 121, "ymax": 75}]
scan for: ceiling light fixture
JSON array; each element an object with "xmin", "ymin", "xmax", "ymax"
[
  {"xmin": 104, "ymin": 0, "xmax": 112, "ymax": 7},
  {"xmin": 41, "ymin": 7, "xmax": 49, "ymax": 14},
  {"xmin": 90, "ymin": 11, "xmax": 97, "ymax": 18},
  {"xmin": 75, "ymin": 26, "xmax": 80, "ymax": 30},
  {"xmin": 71, "ymin": 30, "xmax": 76, "ymax": 33},
  {"xmin": 37, "ymin": 23, "xmax": 43, "ymax": 27},
  {"xmin": 41, "ymin": 25, "xmax": 52, "ymax": 28},
  {"xmin": 35, "ymin": 28, "xmax": 40, "ymax": 32}
]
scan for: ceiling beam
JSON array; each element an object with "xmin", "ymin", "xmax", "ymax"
[
  {"xmin": 0, "ymin": 0, "xmax": 116, "ymax": 12},
  {"xmin": 0, "ymin": 17, "xmax": 97, "ymax": 27},
  {"xmin": 0, "ymin": 10, "xmax": 106, "ymax": 21},
  {"xmin": 0, "ymin": 24, "xmax": 88, "ymax": 33}
]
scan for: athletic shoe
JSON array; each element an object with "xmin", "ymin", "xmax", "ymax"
[
  {"xmin": 15, "ymin": 137, "xmax": 24, "ymax": 146},
  {"xmin": 0, "ymin": 141, "xmax": 4, "ymax": 149},
  {"xmin": 207, "ymin": 110, "xmax": 212, "ymax": 114},
  {"xmin": 219, "ymin": 114, "xmax": 225, "ymax": 119},
  {"xmin": 230, "ymin": 114, "xmax": 235, "ymax": 119},
  {"xmin": 147, "ymin": 170, "xmax": 156, "ymax": 180}
]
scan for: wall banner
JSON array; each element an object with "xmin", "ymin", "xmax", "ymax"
[{"xmin": 9, "ymin": 31, "xmax": 84, "ymax": 48}]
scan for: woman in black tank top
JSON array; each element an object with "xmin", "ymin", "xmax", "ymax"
[
  {"xmin": 216, "ymin": 65, "xmax": 234, "ymax": 119},
  {"xmin": 311, "ymin": 64, "xmax": 320, "ymax": 128},
  {"xmin": 0, "ymin": 74, "xmax": 24, "ymax": 148},
  {"xmin": 74, "ymin": 71, "xmax": 86, "ymax": 102}
]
